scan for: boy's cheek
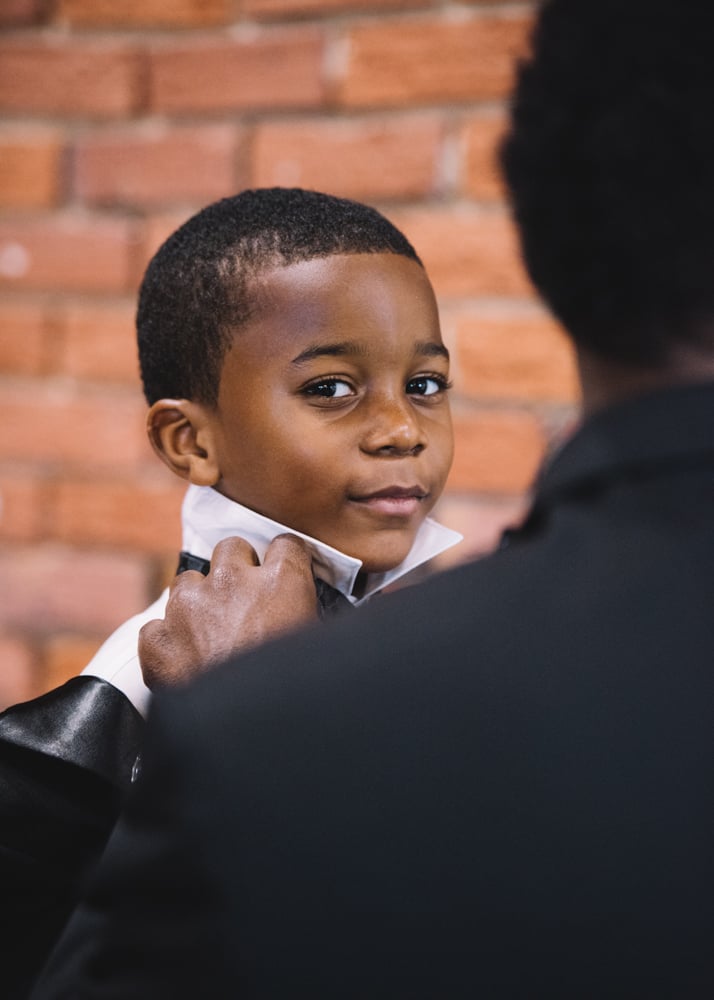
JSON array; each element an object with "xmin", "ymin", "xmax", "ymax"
[{"xmin": 431, "ymin": 448, "xmax": 455, "ymax": 500}]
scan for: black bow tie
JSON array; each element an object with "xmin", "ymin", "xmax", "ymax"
[{"xmin": 176, "ymin": 550, "xmax": 353, "ymax": 618}]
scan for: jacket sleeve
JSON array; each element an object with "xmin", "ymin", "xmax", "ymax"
[{"xmin": 0, "ymin": 676, "xmax": 145, "ymax": 999}]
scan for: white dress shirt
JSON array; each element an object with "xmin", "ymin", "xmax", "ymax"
[{"xmin": 82, "ymin": 485, "xmax": 462, "ymax": 718}]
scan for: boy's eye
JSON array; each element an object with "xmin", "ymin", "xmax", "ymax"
[
  {"xmin": 406, "ymin": 375, "xmax": 451, "ymax": 396},
  {"xmin": 304, "ymin": 378, "xmax": 353, "ymax": 398}
]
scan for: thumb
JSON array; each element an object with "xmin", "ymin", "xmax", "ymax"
[{"xmin": 261, "ymin": 533, "xmax": 315, "ymax": 575}]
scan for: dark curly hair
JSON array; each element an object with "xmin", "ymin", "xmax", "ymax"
[
  {"xmin": 137, "ymin": 188, "xmax": 422, "ymax": 405},
  {"xmin": 501, "ymin": 0, "xmax": 714, "ymax": 366}
]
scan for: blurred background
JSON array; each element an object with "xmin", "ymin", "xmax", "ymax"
[{"xmin": 0, "ymin": 0, "xmax": 578, "ymax": 708}]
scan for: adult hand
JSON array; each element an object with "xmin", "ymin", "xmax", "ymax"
[{"xmin": 138, "ymin": 534, "xmax": 319, "ymax": 689}]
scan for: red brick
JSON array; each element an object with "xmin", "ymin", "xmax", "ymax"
[
  {"xmin": 0, "ymin": 215, "xmax": 140, "ymax": 293},
  {"xmin": 0, "ymin": 129, "xmax": 65, "ymax": 209},
  {"xmin": 0, "ymin": 635, "xmax": 37, "ymax": 711},
  {"xmin": 41, "ymin": 634, "xmax": 103, "ymax": 691},
  {"xmin": 0, "ymin": 474, "xmax": 53, "ymax": 542},
  {"xmin": 0, "ymin": 546, "xmax": 151, "ymax": 634},
  {"xmin": 455, "ymin": 311, "xmax": 580, "ymax": 403},
  {"xmin": 448, "ymin": 408, "xmax": 546, "ymax": 493},
  {"xmin": 251, "ymin": 116, "xmax": 443, "ymax": 200},
  {"xmin": 150, "ymin": 29, "xmax": 325, "ymax": 114},
  {"xmin": 244, "ymin": 0, "xmax": 428, "ymax": 17},
  {"xmin": 0, "ymin": 0, "xmax": 46, "ymax": 27},
  {"xmin": 388, "ymin": 207, "xmax": 533, "ymax": 298},
  {"xmin": 461, "ymin": 112, "xmax": 508, "ymax": 201},
  {"xmin": 75, "ymin": 125, "xmax": 241, "ymax": 209},
  {"xmin": 59, "ymin": 300, "xmax": 139, "ymax": 382},
  {"xmin": 56, "ymin": 0, "xmax": 232, "ymax": 28},
  {"xmin": 432, "ymin": 493, "xmax": 529, "ymax": 567},
  {"xmin": 338, "ymin": 13, "xmax": 531, "ymax": 108},
  {"xmin": 0, "ymin": 385, "xmax": 147, "ymax": 471},
  {"xmin": 53, "ymin": 477, "xmax": 185, "ymax": 553},
  {"xmin": 0, "ymin": 40, "xmax": 143, "ymax": 118},
  {"xmin": 0, "ymin": 301, "xmax": 48, "ymax": 374}
]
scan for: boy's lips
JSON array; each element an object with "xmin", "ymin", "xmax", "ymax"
[{"xmin": 349, "ymin": 485, "xmax": 428, "ymax": 518}]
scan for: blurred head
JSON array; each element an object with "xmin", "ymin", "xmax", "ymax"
[{"xmin": 501, "ymin": 0, "xmax": 714, "ymax": 372}]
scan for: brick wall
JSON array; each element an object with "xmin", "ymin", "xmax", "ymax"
[{"xmin": 0, "ymin": 0, "xmax": 579, "ymax": 708}]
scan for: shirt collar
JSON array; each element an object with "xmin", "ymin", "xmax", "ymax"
[{"xmin": 181, "ymin": 484, "xmax": 462, "ymax": 606}]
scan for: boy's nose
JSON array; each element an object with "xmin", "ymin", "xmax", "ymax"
[{"xmin": 360, "ymin": 395, "xmax": 425, "ymax": 456}]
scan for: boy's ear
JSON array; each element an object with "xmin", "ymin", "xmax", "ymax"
[{"xmin": 146, "ymin": 399, "xmax": 221, "ymax": 486}]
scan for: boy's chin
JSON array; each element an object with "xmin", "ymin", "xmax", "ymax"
[
  {"xmin": 357, "ymin": 544, "xmax": 415, "ymax": 577},
  {"xmin": 335, "ymin": 522, "xmax": 427, "ymax": 575}
]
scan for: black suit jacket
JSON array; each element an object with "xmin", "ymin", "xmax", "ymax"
[
  {"xmin": 0, "ymin": 579, "xmax": 348, "ymax": 998},
  {"xmin": 34, "ymin": 383, "xmax": 714, "ymax": 998},
  {"xmin": 0, "ymin": 677, "xmax": 144, "ymax": 999}
]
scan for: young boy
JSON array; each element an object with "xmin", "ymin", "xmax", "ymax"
[
  {"xmin": 0, "ymin": 188, "xmax": 460, "ymax": 996},
  {"xmin": 82, "ymin": 186, "xmax": 460, "ymax": 718}
]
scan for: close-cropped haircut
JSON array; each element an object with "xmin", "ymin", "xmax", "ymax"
[
  {"xmin": 137, "ymin": 188, "xmax": 422, "ymax": 405},
  {"xmin": 500, "ymin": 0, "xmax": 714, "ymax": 366}
]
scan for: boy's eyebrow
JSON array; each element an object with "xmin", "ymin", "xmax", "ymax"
[
  {"xmin": 291, "ymin": 340, "xmax": 450, "ymax": 366},
  {"xmin": 416, "ymin": 341, "xmax": 450, "ymax": 362}
]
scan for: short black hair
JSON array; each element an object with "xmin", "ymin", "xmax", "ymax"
[
  {"xmin": 137, "ymin": 188, "xmax": 422, "ymax": 405},
  {"xmin": 500, "ymin": 0, "xmax": 714, "ymax": 366}
]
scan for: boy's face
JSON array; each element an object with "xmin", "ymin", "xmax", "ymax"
[{"xmin": 207, "ymin": 253, "xmax": 453, "ymax": 574}]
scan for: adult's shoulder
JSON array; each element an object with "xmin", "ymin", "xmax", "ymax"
[{"xmin": 147, "ymin": 541, "xmax": 536, "ymax": 747}]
